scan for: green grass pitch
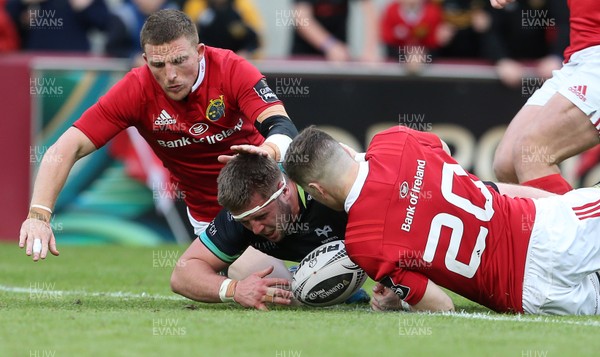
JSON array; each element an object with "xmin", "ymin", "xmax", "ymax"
[{"xmin": 1, "ymin": 242, "xmax": 599, "ymax": 357}]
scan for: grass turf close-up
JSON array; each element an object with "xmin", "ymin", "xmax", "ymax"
[{"xmin": 1, "ymin": 242, "xmax": 599, "ymax": 357}]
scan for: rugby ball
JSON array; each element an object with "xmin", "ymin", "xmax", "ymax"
[{"xmin": 292, "ymin": 241, "xmax": 367, "ymax": 307}]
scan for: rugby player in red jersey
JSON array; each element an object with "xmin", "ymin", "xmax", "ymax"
[
  {"xmin": 284, "ymin": 126, "xmax": 600, "ymax": 315},
  {"xmin": 19, "ymin": 10, "xmax": 297, "ymax": 282}
]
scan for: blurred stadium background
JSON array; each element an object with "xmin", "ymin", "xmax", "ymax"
[{"xmin": 2, "ymin": 0, "xmax": 598, "ymax": 246}]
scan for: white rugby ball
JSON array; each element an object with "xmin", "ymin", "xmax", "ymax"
[{"xmin": 292, "ymin": 241, "xmax": 367, "ymax": 307}]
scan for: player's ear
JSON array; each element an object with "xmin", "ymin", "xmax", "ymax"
[
  {"xmin": 308, "ymin": 183, "xmax": 325, "ymax": 198},
  {"xmin": 197, "ymin": 43, "xmax": 205, "ymax": 59}
]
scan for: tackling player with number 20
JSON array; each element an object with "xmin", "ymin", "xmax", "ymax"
[{"xmin": 284, "ymin": 126, "xmax": 600, "ymax": 315}]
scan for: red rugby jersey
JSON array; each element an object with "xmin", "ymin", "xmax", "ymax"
[
  {"xmin": 345, "ymin": 127, "xmax": 536, "ymax": 313},
  {"xmin": 74, "ymin": 46, "xmax": 280, "ymax": 221},
  {"xmin": 564, "ymin": 0, "xmax": 600, "ymax": 61}
]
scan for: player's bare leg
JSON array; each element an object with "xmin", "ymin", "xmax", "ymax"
[
  {"xmin": 493, "ymin": 105, "xmax": 543, "ymax": 183},
  {"xmin": 511, "ymin": 94, "xmax": 599, "ymax": 185},
  {"xmin": 228, "ymin": 246, "xmax": 292, "ymax": 281}
]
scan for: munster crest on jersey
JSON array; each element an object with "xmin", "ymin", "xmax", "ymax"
[{"xmin": 206, "ymin": 95, "xmax": 225, "ymax": 121}]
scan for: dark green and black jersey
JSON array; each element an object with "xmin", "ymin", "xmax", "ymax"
[{"xmin": 199, "ymin": 186, "xmax": 347, "ymax": 263}]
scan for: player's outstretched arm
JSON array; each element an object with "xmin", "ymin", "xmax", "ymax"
[
  {"xmin": 411, "ymin": 280, "xmax": 454, "ymax": 312},
  {"xmin": 171, "ymin": 239, "xmax": 293, "ymax": 310},
  {"xmin": 19, "ymin": 127, "xmax": 97, "ymax": 262}
]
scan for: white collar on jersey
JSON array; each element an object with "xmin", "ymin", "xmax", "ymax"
[
  {"xmin": 191, "ymin": 57, "xmax": 206, "ymax": 93},
  {"xmin": 344, "ymin": 160, "xmax": 369, "ymax": 213}
]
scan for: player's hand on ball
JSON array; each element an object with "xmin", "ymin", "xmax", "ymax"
[
  {"xmin": 371, "ymin": 283, "xmax": 405, "ymax": 311},
  {"xmin": 234, "ymin": 266, "xmax": 293, "ymax": 311},
  {"xmin": 19, "ymin": 218, "xmax": 60, "ymax": 262}
]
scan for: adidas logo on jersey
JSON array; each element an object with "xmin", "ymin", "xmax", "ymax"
[
  {"xmin": 568, "ymin": 85, "xmax": 587, "ymax": 102},
  {"xmin": 154, "ymin": 110, "xmax": 177, "ymax": 125}
]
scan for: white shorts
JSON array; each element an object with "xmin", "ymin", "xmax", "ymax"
[
  {"xmin": 523, "ymin": 188, "xmax": 600, "ymax": 315},
  {"xmin": 187, "ymin": 207, "xmax": 210, "ymax": 236},
  {"xmin": 526, "ymin": 45, "xmax": 600, "ymax": 132}
]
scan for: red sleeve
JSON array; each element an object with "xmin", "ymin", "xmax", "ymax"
[
  {"xmin": 228, "ymin": 56, "xmax": 282, "ymax": 122},
  {"xmin": 351, "ymin": 253, "xmax": 429, "ymax": 305},
  {"xmin": 73, "ymin": 71, "xmax": 143, "ymax": 148}
]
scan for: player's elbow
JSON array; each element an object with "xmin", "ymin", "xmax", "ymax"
[
  {"xmin": 412, "ymin": 281, "xmax": 455, "ymax": 312},
  {"xmin": 170, "ymin": 262, "xmax": 185, "ymax": 295},
  {"xmin": 413, "ymin": 297, "xmax": 454, "ymax": 313},
  {"xmin": 438, "ymin": 295, "xmax": 455, "ymax": 312},
  {"xmin": 430, "ymin": 293, "xmax": 454, "ymax": 312}
]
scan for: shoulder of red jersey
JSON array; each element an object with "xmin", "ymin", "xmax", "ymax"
[
  {"xmin": 115, "ymin": 65, "xmax": 155, "ymax": 99},
  {"xmin": 203, "ymin": 46, "xmax": 253, "ymax": 74},
  {"xmin": 366, "ymin": 126, "xmax": 443, "ymax": 159}
]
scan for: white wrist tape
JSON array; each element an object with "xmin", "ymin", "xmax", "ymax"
[
  {"xmin": 265, "ymin": 134, "xmax": 293, "ymax": 162},
  {"xmin": 31, "ymin": 204, "xmax": 53, "ymax": 214},
  {"xmin": 219, "ymin": 278, "xmax": 235, "ymax": 302}
]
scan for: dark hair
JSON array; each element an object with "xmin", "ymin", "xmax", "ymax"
[
  {"xmin": 217, "ymin": 154, "xmax": 283, "ymax": 212},
  {"xmin": 283, "ymin": 126, "xmax": 345, "ymax": 187},
  {"xmin": 140, "ymin": 9, "xmax": 199, "ymax": 51}
]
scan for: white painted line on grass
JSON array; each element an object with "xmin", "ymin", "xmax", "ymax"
[
  {"xmin": 3, "ymin": 284, "xmax": 600, "ymax": 327},
  {"xmin": 0, "ymin": 284, "xmax": 186, "ymax": 301},
  {"xmin": 431, "ymin": 311, "xmax": 600, "ymax": 327}
]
